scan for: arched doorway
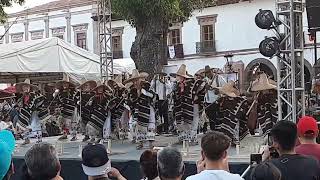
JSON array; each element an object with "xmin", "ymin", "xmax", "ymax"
[{"xmin": 245, "ymin": 58, "xmax": 277, "ymax": 89}]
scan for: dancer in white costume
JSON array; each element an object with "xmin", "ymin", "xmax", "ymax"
[
  {"xmin": 124, "ymin": 70, "xmax": 156, "ymax": 150},
  {"xmin": 86, "ymin": 82, "xmax": 112, "ymax": 143},
  {"xmin": 16, "ymin": 79, "xmax": 48, "ymax": 145},
  {"xmin": 55, "ymin": 77, "xmax": 78, "ymax": 141},
  {"xmin": 76, "ymin": 80, "xmax": 96, "ymax": 142},
  {"xmin": 107, "ymin": 75, "xmax": 130, "ymax": 140}
]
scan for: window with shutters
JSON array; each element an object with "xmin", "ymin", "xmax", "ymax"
[
  {"xmin": 76, "ymin": 32, "xmax": 87, "ymax": 49},
  {"xmin": 196, "ymin": 15, "xmax": 217, "ymax": 53},
  {"xmin": 169, "ymin": 29, "xmax": 181, "ymax": 46},
  {"xmin": 202, "ymin": 25, "xmax": 214, "ymax": 47},
  {"xmin": 112, "ymin": 36, "xmax": 121, "ymax": 51},
  {"xmin": 112, "ymin": 35, "xmax": 123, "ymax": 59}
]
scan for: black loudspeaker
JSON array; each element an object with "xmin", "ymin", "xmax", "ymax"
[{"xmin": 306, "ymin": 0, "xmax": 320, "ymax": 31}]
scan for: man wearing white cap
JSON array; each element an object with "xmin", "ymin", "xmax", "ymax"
[{"xmin": 81, "ymin": 143, "xmax": 126, "ymax": 180}]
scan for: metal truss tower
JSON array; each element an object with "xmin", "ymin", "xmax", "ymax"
[
  {"xmin": 97, "ymin": 0, "xmax": 113, "ymax": 81},
  {"xmin": 276, "ymin": 0, "xmax": 305, "ymax": 122}
]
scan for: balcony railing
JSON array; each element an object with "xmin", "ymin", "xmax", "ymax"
[
  {"xmin": 168, "ymin": 43, "xmax": 184, "ymax": 59},
  {"xmin": 113, "ymin": 50, "xmax": 123, "ymax": 59},
  {"xmin": 196, "ymin": 41, "xmax": 216, "ymax": 54}
]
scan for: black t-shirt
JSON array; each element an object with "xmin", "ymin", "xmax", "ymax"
[{"xmin": 269, "ymin": 154, "xmax": 320, "ymax": 180}]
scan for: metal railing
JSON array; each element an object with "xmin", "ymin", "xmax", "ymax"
[
  {"xmin": 196, "ymin": 41, "xmax": 216, "ymax": 54},
  {"xmin": 113, "ymin": 50, "xmax": 123, "ymax": 59}
]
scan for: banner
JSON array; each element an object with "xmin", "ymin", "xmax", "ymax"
[{"xmin": 168, "ymin": 46, "xmax": 175, "ymax": 59}]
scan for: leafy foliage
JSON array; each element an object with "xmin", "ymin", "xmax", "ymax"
[
  {"xmin": 112, "ymin": 0, "xmax": 216, "ymax": 27},
  {"xmin": 0, "ymin": 0, "xmax": 25, "ymax": 22}
]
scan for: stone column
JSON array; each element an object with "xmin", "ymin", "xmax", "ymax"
[
  {"xmin": 4, "ymin": 23, "xmax": 9, "ymax": 43},
  {"xmin": 24, "ymin": 21, "xmax": 29, "ymax": 41},
  {"xmin": 44, "ymin": 17, "xmax": 49, "ymax": 38},
  {"xmin": 66, "ymin": 13, "xmax": 71, "ymax": 43}
]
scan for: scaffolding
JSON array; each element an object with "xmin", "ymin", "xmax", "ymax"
[
  {"xmin": 97, "ymin": 0, "xmax": 113, "ymax": 81},
  {"xmin": 276, "ymin": 0, "xmax": 305, "ymax": 122}
]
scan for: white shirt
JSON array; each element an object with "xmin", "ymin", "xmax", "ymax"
[
  {"xmin": 205, "ymin": 90, "xmax": 219, "ymax": 103},
  {"xmin": 186, "ymin": 170, "xmax": 244, "ymax": 180},
  {"xmin": 151, "ymin": 79, "xmax": 172, "ymax": 100}
]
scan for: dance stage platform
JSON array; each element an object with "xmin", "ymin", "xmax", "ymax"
[{"xmin": 11, "ymin": 134, "xmax": 261, "ymax": 180}]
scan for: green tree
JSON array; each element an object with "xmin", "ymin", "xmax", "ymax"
[
  {"xmin": 112, "ymin": 0, "xmax": 215, "ymax": 77},
  {"xmin": 0, "ymin": 0, "xmax": 25, "ymax": 22}
]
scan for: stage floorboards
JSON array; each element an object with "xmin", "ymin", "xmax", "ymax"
[{"xmin": 13, "ymin": 134, "xmax": 263, "ymax": 163}]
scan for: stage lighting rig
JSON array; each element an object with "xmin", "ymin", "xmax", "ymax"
[
  {"xmin": 255, "ymin": 9, "xmax": 283, "ymax": 59},
  {"xmin": 259, "ymin": 37, "xmax": 280, "ymax": 58},
  {"xmin": 255, "ymin": 9, "xmax": 278, "ymax": 30}
]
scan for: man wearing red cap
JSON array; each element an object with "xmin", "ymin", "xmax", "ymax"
[{"xmin": 296, "ymin": 116, "xmax": 320, "ymax": 161}]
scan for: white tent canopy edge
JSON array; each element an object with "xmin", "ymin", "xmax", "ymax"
[{"xmin": 0, "ymin": 37, "xmax": 136, "ymax": 83}]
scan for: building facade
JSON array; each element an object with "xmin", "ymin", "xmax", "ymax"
[{"xmin": 1, "ymin": 0, "xmax": 318, "ymax": 91}]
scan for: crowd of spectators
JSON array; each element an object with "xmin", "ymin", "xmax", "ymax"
[{"xmin": 1, "ymin": 116, "xmax": 320, "ymax": 180}]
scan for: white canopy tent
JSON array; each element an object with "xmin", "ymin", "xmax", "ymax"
[{"xmin": 0, "ymin": 37, "xmax": 135, "ymax": 83}]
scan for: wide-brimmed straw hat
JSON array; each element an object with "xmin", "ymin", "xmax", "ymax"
[
  {"xmin": 195, "ymin": 69, "xmax": 205, "ymax": 77},
  {"xmin": 268, "ymin": 78, "xmax": 277, "ymax": 86},
  {"xmin": 175, "ymin": 64, "xmax": 189, "ymax": 78},
  {"xmin": 15, "ymin": 79, "xmax": 38, "ymax": 93},
  {"xmin": 92, "ymin": 81, "xmax": 112, "ymax": 93},
  {"xmin": 55, "ymin": 76, "xmax": 75, "ymax": 89},
  {"xmin": 125, "ymin": 82, "xmax": 133, "ymax": 89},
  {"xmin": 170, "ymin": 72, "xmax": 193, "ymax": 79},
  {"xmin": 123, "ymin": 69, "xmax": 149, "ymax": 84},
  {"xmin": 108, "ymin": 75, "xmax": 125, "ymax": 89},
  {"xmin": 77, "ymin": 80, "xmax": 97, "ymax": 91},
  {"xmin": 218, "ymin": 80, "xmax": 240, "ymax": 98},
  {"xmin": 251, "ymin": 73, "xmax": 277, "ymax": 92}
]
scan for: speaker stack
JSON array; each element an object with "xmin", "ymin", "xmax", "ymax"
[
  {"xmin": 306, "ymin": 0, "xmax": 320, "ymax": 76},
  {"xmin": 306, "ymin": 0, "xmax": 320, "ymax": 31}
]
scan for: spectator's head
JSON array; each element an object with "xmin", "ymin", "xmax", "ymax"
[
  {"xmin": 24, "ymin": 142, "xmax": 61, "ymax": 180},
  {"xmin": 140, "ymin": 150, "xmax": 158, "ymax": 180},
  {"xmin": 157, "ymin": 147, "xmax": 184, "ymax": 180},
  {"xmin": 0, "ymin": 130, "xmax": 15, "ymax": 180},
  {"xmin": 297, "ymin": 116, "xmax": 319, "ymax": 143},
  {"xmin": 81, "ymin": 144, "xmax": 111, "ymax": 180},
  {"xmin": 201, "ymin": 131, "xmax": 230, "ymax": 164},
  {"xmin": 270, "ymin": 121, "xmax": 297, "ymax": 154},
  {"xmin": 250, "ymin": 162, "xmax": 281, "ymax": 180}
]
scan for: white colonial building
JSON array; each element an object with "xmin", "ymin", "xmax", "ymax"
[{"xmin": 0, "ymin": 0, "xmax": 318, "ymax": 91}]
